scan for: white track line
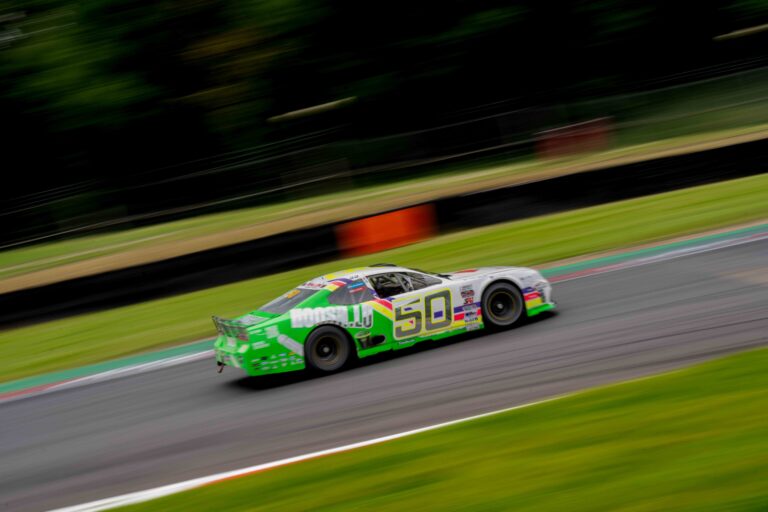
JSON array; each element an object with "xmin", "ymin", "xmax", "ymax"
[
  {"xmin": 49, "ymin": 395, "xmax": 564, "ymax": 512},
  {"xmin": 51, "ymin": 351, "xmax": 214, "ymax": 392},
  {"xmin": 0, "ymin": 350, "xmax": 214, "ymax": 405}
]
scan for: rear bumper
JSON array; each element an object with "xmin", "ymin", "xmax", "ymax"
[{"xmin": 214, "ymin": 341, "xmax": 306, "ymax": 377}]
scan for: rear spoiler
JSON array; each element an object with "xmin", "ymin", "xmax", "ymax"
[{"xmin": 212, "ymin": 316, "xmax": 249, "ymax": 342}]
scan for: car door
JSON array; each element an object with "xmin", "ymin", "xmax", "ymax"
[{"xmin": 370, "ymin": 271, "xmax": 458, "ymax": 342}]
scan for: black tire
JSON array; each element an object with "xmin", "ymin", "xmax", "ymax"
[
  {"xmin": 481, "ymin": 282, "xmax": 525, "ymax": 329},
  {"xmin": 305, "ymin": 326, "xmax": 352, "ymax": 372}
]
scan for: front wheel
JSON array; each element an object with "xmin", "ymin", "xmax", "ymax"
[
  {"xmin": 305, "ymin": 326, "xmax": 352, "ymax": 372},
  {"xmin": 481, "ymin": 282, "xmax": 525, "ymax": 329}
]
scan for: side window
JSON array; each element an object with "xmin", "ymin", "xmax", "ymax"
[
  {"xmin": 403, "ymin": 272, "xmax": 441, "ymax": 291},
  {"xmin": 328, "ymin": 281, "xmax": 375, "ymax": 305},
  {"xmin": 369, "ymin": 273, "xmax": 408, "ymax": 297}
]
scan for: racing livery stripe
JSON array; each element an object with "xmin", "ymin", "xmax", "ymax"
[
  {"xmin": 453, "ymin": 303, "xmax": 481, "ymax": 313},
  {"xmin": 369, "ymin": 301, "xmax": 394, "ymax": 319},
  {"xmin": 277, "ymin": 335, "xmax": 304, "ymax": 356},
  {"xmin": 373, "ymin": 298, "xmax": 393, "ymax": 310},
  {"xmin": 324, "ymin": 278, "xmax": 353, "ymax": 291},
  {"xmin": 454, "ymin": 308, "xmax": 482, "ymax": 321}
]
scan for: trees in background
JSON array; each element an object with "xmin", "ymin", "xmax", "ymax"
[{"xmin": 1, "ymin": 0, "xmax": 767, "ymax": 242}]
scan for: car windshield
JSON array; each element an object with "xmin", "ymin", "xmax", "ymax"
[{"xmin": 258, "ymin": 288, "xmax": 319, "ymax": 314}]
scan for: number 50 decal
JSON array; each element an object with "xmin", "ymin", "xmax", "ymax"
[{"xmin": 394, "ymin": 290, "xmax": 452, "ymax": 339}]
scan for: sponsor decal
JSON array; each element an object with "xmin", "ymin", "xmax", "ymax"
[
  {"xmin": 301, "ymin": 279, "xmax": 326, "ymax": 289},
  {"xmin": 461, "ymin": 303, "xmax": 481, "ymax": 324},
  {"xmin": 461, "ymin": 285, "xmax": 476, "ymax": 305},
  {"xmin": 251, "ymin": 341, "xmax": 270, "ymax": 350},
  {"xmin": 290, "ymin": 304, "xmax": 374, "ymax": 329},
  {"xmin": 238, "ymin": 314, "xmax": 266, "ymax": 326},
  {"xmin": 266, "ymin": 326, "xmax": 279, "ymax": 339},
  {"xmin": 284, "ymin": 289, "xmax": 300, "ymax": 299}
]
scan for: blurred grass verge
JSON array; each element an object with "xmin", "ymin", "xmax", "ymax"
[
  {"xmin": 2, "ymin": 124, "xmax": 768, "ymax": 290},
  {"xmin": 120, "ymin": 348, "xmax": 768, "ymax": 512},
  {"xmin": 0, "ymin": 173, "xmax": 767, "ymax": 383}
]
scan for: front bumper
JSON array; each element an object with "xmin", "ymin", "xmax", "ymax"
[{"xmin": 524, "ymin": 281, "xmax": 556, "ymax": 317}]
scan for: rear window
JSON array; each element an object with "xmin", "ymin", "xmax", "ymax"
[
  {"xmin": 328, "ymin": 281, "xmax": 375, "ymax": 305},
  {"xmin": 258, "ymin": 288, "xmax": 319, "ymax": 314}
]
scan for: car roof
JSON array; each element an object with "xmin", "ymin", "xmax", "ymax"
[
  {"xmin": 320, "ymin": 266, "xmax": 414, "ymax": 280},
  {"xmin": 298, "ymin": 266, "xmax": 417, "ymax": 289}
]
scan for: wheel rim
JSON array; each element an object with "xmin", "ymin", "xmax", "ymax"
[
  {"xmin": 314, "ymin": 336, "xmax": 341, "ymax": 366},
  {"xmin": 487, "ymin": 290, "xmax": 517, "ymax": 323}
]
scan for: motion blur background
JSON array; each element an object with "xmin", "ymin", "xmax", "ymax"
[
  {"xmin": 3, "ymin": 3, "xmax": 768, "ymax": 511},
  {"xmin": 3, "ymin": 0, "xmax": 768, "ymax": 246}
]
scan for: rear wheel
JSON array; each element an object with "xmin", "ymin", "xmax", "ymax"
[
  {"xmin": 482, "ymin": 282, "xmax": 525, "ymax": 329},
  {"xmin": 305, "ymin": 326, "xmax": 352, "ymax": 372}
]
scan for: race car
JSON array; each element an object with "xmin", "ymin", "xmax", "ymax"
[{"xmin": 213, "ymin": 264, "xmax": 555, "ymax": 376}]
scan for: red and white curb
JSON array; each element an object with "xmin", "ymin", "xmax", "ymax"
[{"xmin": 49, "ymin": 395, "xmax": 563, "ymax": 512}]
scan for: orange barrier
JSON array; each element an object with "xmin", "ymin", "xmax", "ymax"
[
  {"xmin": 535, "ymin": 117, "xmax": 613, "ymax": 158},
  {"xmin": 335, "ymin": 204, "xmax": 437, "ymax": 257}
]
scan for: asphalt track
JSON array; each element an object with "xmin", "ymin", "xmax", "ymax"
[{"xmin": 2, "ymin": 238, "xmax": 768, "ymax": 511}]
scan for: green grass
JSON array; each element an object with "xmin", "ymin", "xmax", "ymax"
[
  {"xmin": 1, "ymin": 173, "xmax": 767, "ymax": 383},
  {"xmin": 121, "ymin": 348, "xmax": 768, "ymax": 512},
  {"xmin": 2, "ymin": 123, "xmax": 768, "ymax": 283}
]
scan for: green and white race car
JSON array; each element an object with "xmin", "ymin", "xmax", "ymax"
[{"xmin": 213, "ymin": 264, "xmax": 555, "ymax": 376}]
